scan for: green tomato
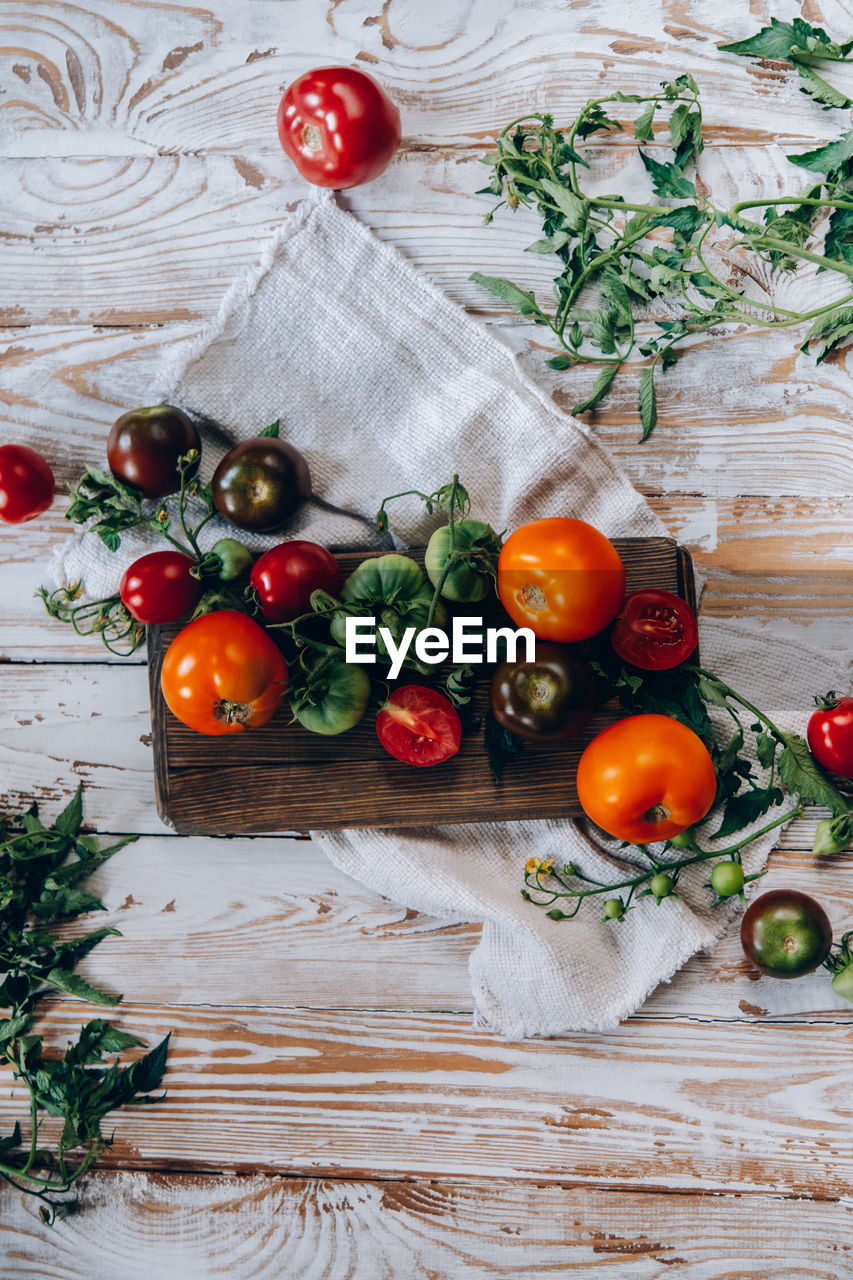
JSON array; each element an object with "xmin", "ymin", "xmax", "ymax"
[
  {"xmin": 424, "ymin": 518, "xmax": 501, "ymax": 604},
  {"xmin": 603, "ymin": 898, "xmax": 624, "ymax": 920},
  {"xmin": 832, "ymin": 964, "xmax": 853, "ymax": 1004},
  {"xmin": 649, "ymin": 873, "xmax": 674, "ymax": 901},
  {"xmin": 211, "ymin": 537, "xmax": 253, "ymax": 582},
  {"xmin": 291, "ymin": 658, "xmax": 371, "ymax": 736},
  {"xmin": 710, "ymin": 861, "xmax": 745, "ymax": 899},
  {"xmin": 329, "ymin": 553, "xmax": 447, "ymax": 662}
]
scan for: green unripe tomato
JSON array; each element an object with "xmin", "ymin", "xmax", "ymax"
[
  {"xmin": 291, "ymin": 659, "xmax": 371, "ymax": 736},
  {"xmin": 424, "ymin": 518, "xmax": 501, "ymax": 604},
  {"xmin": 649, "ymin": 873, "xmax": 674, "ymax": 900},
  {"xmin": 832, "ymin": 964, "xmax": 853, "ymax": 1003},
  {"xmin": 669, "ymin": 828, "xmax": 695, "ymax": 849},
  {"xmin": 710, "ymin": 860, "xmax": 745, "ymax": 899},
  {"xmin": 211, "ymin": 537, "xmax": 253, "ymax": 582},
  {"xmin": 603, "ymin": 898, "xmax": 625, "ymax": 920}
]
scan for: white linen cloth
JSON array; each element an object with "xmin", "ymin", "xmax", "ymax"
[{"xmin": 51, "ymin": 190, "xmax": 850, "ymax": 1035}]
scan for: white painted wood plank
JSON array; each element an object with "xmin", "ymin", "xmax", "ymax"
[
  {"xmin": 4, "ymin": 0, "xmax": 853, "ymax": 159},
  {"xmin": 3, "ymin": 1171, "xmax": 852, "ymax": 1280},
  {"xmin": 2, "ymin": 1001, "xmax": 853, "ymax": 1190},
  {"xmin": 3, "ymin": 145, "xmax": 850, "ymax": 323},
  {"xmin": 36, "ymin": 832, "xmax": 853, "ymax": 1021}
]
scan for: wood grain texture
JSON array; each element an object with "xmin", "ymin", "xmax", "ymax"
[
  {"xmin": 2, "ymin": 1001, "xmax": 853, "ymax": 1190},
  {"xmin": 149, "ymin": 539, "xmax": 692, "ymax": 833},
  {"xmin": 39, "ymin": 836, "xmax": 853, "ymax": 1021},
  {"xmin": 4, "ymin": 144, "xmax": 852, "ymax": 326},
  {"xmin": 3, "ymin": 1171, "xmax": 853, "ymax": 1280},
  {"xmin": 4, "ymin": 0, "xmax": 853, "ymax": 158}
]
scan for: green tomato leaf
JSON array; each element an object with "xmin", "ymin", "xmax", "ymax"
[
  {"xmin": 599, "ymin": 272, "xmax": 633, "ymax": 328},
  {"xmin": 546, "ymin": 353, "xmax": 574, "ymax": 370},
  {"xmin": 45, "ymin": 968, "xmax": 121, "ymax": 1006},
  {"xmin": 258, "ymin": 420, "xmax": 281, "ymax": 438},
  {"xmin": 639, "ymin": 152, "xmax": 696, "ymax": 199},
  {"xmin": 525, "ymin": 231, "xmax": 571, "ymax": 254},
  {"xmin": 713, "ymin": 785, "xmax": 785, "ymax": 840},
  {"xmin": 638, "ymin": 366, "xmax": 657, "ymax": 440},
  {"xmin": 571, "ymin": 362, "xmax": 620, "ymax": 416},
  {"xmin": 789, "ymin": 129, "xmax": 853, "ymax": 177},
  {"xmin": 634, "ymin": 103, "xmax": 655, "ymax": 143},
  {"xmin": 54, "ymin": 785, "xmax": 83, "ymax": 839},
  {"xmin": 469, "ymin": 272, "xmax": 547, "ymax": 319},
  {"xmin": 719, "ymin": 18, "xmax": 811, "ymax": 60},
  {"xmin": 778, "ymin": 732, "xmax": 850, "ymax": 815},
  {"xmin": 484, "ymin": 711, "xmax": 523, "ymax": 784},
  {"xmin": 539, "ymin": 180, "xmax": 589, "ymax": 232},
  {"xmin": 796, "ymin": 64, "xmax": 853, "ymax": 110}
]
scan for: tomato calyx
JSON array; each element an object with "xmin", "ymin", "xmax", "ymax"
[
  {"xmin": 814, "ymin": 690, "xmax": 842, "ymax": 711},
  {"xmin": 213, "ymin": 698, "xmax": 255, "ymax": 726}
]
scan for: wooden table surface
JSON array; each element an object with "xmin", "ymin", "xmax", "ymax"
[{"xmin": 3, "ymin": 0, "xmax": 853, "ymax": 1274}]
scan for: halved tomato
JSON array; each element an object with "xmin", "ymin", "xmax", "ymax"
[
  {"xmin": 611, "ymin": 588, "xmax": 698, "ymax": 671},
  {"xmin": 376, "ymin": 685, "xmax": 462, "ymax": 767}
]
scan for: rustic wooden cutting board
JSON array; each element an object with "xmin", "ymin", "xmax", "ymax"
[{"xmin": 148, "ymin": 537, "xmax": 695, "ymax": 834}]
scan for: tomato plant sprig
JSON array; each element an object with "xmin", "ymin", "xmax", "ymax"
[
  {"xmin": 473, "ymin": 17, "xmax": 853, "ymax": 438},
  {"xmin": 0, "ymin": 786, "xmax": 169, "ymax": 1223}
]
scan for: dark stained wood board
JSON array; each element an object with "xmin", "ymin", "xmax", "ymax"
[{"xmin": 148, "ymin": 538, "xmax": 696, "ymax": 834}]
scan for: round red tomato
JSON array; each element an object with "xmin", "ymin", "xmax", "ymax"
[
  {"xmin": 377, "ymin": 685, "xmax": 462, "ymax": 767},
  {"xmin": 160, "ymin": 610, "xmax": 288, "ymax": 736},
  {"xmin": 120, "ymin": 550, "xmax": 202, "ymax": 625},
  {"xmin": 250, "ymin": 541, "xmax": 342, "ymax": 623},
  {"xmin": 807, "ymin": 693, "xmax": 853, "ymax": 780},
  {"xmin": 0, "ymin": 445, "xmax": 55, "ymax": 523},
  {"xmin": 277, "ymin": 66, "xmax": 401, "ymax": 189},
  {"xmin": 497, "ymin": 517, "xmax": 625, "ymax": 642},
  {"xmin": 611, "ymin": 588, "xmax": 698, "ymax": 671},
  {"xmin": 576, "ymin": 713, "xmax": 716, "ymax": 844}
]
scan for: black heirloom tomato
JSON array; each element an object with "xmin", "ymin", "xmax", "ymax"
[
  {"xmin": 107, "ymin": 405, "xmax": 200, "ymax": 499},
  {"xmin": 740, "ymin": 889, "xmax": 833, "ymax": 979},
  {"xmin": 211, "ymin": 437, "xmax": 312, "ymax": 533},
  {"xmin": 490, "ymin": 642, "xmax": 596, "ymax": 743}
]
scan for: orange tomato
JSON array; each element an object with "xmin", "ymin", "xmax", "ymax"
[
  {"xmin": 160, "ymin": 610, "xmax": 288, "ymax": 736},
  {"xmin": 497, "ymin": 517, "xmax": 625, "ymax": 642},
  {"xmin": 576, "ymin": 714, "xmax": 716, "ymax": 844}
]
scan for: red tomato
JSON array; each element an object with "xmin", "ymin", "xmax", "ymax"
[
  {"xmin": 250, "ymin": 541, "xmax": 342, "ymax": 623},
  {"xmin": 611, "ymin": 588, "xmax": 698, "ymax": 671},
  {"xmin": 808, "ymin": 693, "xmax": 853, "ymax": 779},
  {"xmin": 576, "ymin": 713, "xmax": 716, "ymax": 844},
  {"xmin": 277, "ymin": 66, "xmax": 401, "ymax": 189},
  {"xmin": 497, "ymin": 517, "xmax": 625, "ymax": 642},
  {"xmin": 0, "ymin": 445, "xmax": 55, "ymax": 524},
  {"xmin": 120, "ymin": 551, "xmax": 202, "ymax": 625},
  {"xmin": 377, "ymin": 685, "xmax": 462, "ymax": 767},
  {"xmin": 160, "ymin": 610, "xmax": 288, "ymax": 736}
]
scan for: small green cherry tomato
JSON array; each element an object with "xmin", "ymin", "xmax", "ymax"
[
  {"xmin": 649, "ymin": 873, "xmax": 674, "ymax": 901},
  {"xmin": 424, "ymin": 518, "xmax": 502, "ymax": 604},
  {"xmin": 831, "ymin": 964, "xmax": 853, "ymax": 1003},
  {"xmin": 211, "ymin": 538, "xmax": 253, "ymax": 582},
  {"xmin": 740, "ymin": 889, "xmax": 833, "ymax": 979},
  {"xmin": 604, "ymin": 898, "xmax": 625, "ymax": 920},
  {"xmin": 710, "ymin": 861, "xmax": 745, "ymax": 899}
]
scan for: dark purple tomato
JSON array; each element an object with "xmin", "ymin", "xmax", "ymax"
[
  {"xmin": 120, "ymin": 550, "xmax": 203, "ymax": 624},
  {"xmin": 740, "ymin": 889, "xmax": 833, "ymax": 979},
  {"xmin": 107, "ymin": 405, "xmax": 200, "ymax": 499},
  {"xmin": 211, "ymin": 437, "xmax": 311, "ymax": 533},
  {"xmin": 490, "ymin": 642, "xmax": 596, "ymax": 743}
]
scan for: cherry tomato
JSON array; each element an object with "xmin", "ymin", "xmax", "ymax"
[
  {"xmin": 807, "ymin": 693, "xmax": 853, "ymax": 780},
  {"xmin": 250, "ymin": 541, "xmax": 342, "ymax": 623},
  {"xmin": 160, "ymin": 610, "xmax": 288, "ymax": 736},
  {"xmin": 107, "ymin": 405, "xmax": 200, "ymax": 499},
  {"xmin": 0, "ymin": 445, "xmax": 55, "ymax": 523},
  {"xmin": 376, "ymin": 685, "xmax": 462, "ymax": 767},
  {"xmin": 119, "ymin": 551, "xmax": 202, "ymax": 625},
  {"xmin": 497, "ymin": 517, "xmax": 625, "ymax": 643},
  {"xmin": 611, "ymin": 588, "xmax": 698, "ymax": 671},
  {"xmin": 277, "ymin": 66, "xmax": 401, "ymax": 189},
  {"xmin": 211, "ymin": 437, "xmax": 311, "ymax": 533},
  {"xmin": 490, "ymin": 642, "xmax": 596, "ymax": 743},
  {"xmin": 741, "ymin": 889, "xmax": 832, "ymax": 979},
  {"xmin": 576, "ymin": 713, "xmax": 716, "ymax": 844},
  {"xmin": 710, "ymin": 861, "xmax": 745, "ymax": 899}
]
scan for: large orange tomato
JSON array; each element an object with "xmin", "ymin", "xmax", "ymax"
[
  {"xmin": 160, "ymin": 610, "xmax": 288, "ymax": 735},
  {"xmin": 576, "ymin": 714, "xmax": 716, "ymax": 844},
  {"xmin": 497, "ymin": 517, "xmax": 625, "ymax": 642}
]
